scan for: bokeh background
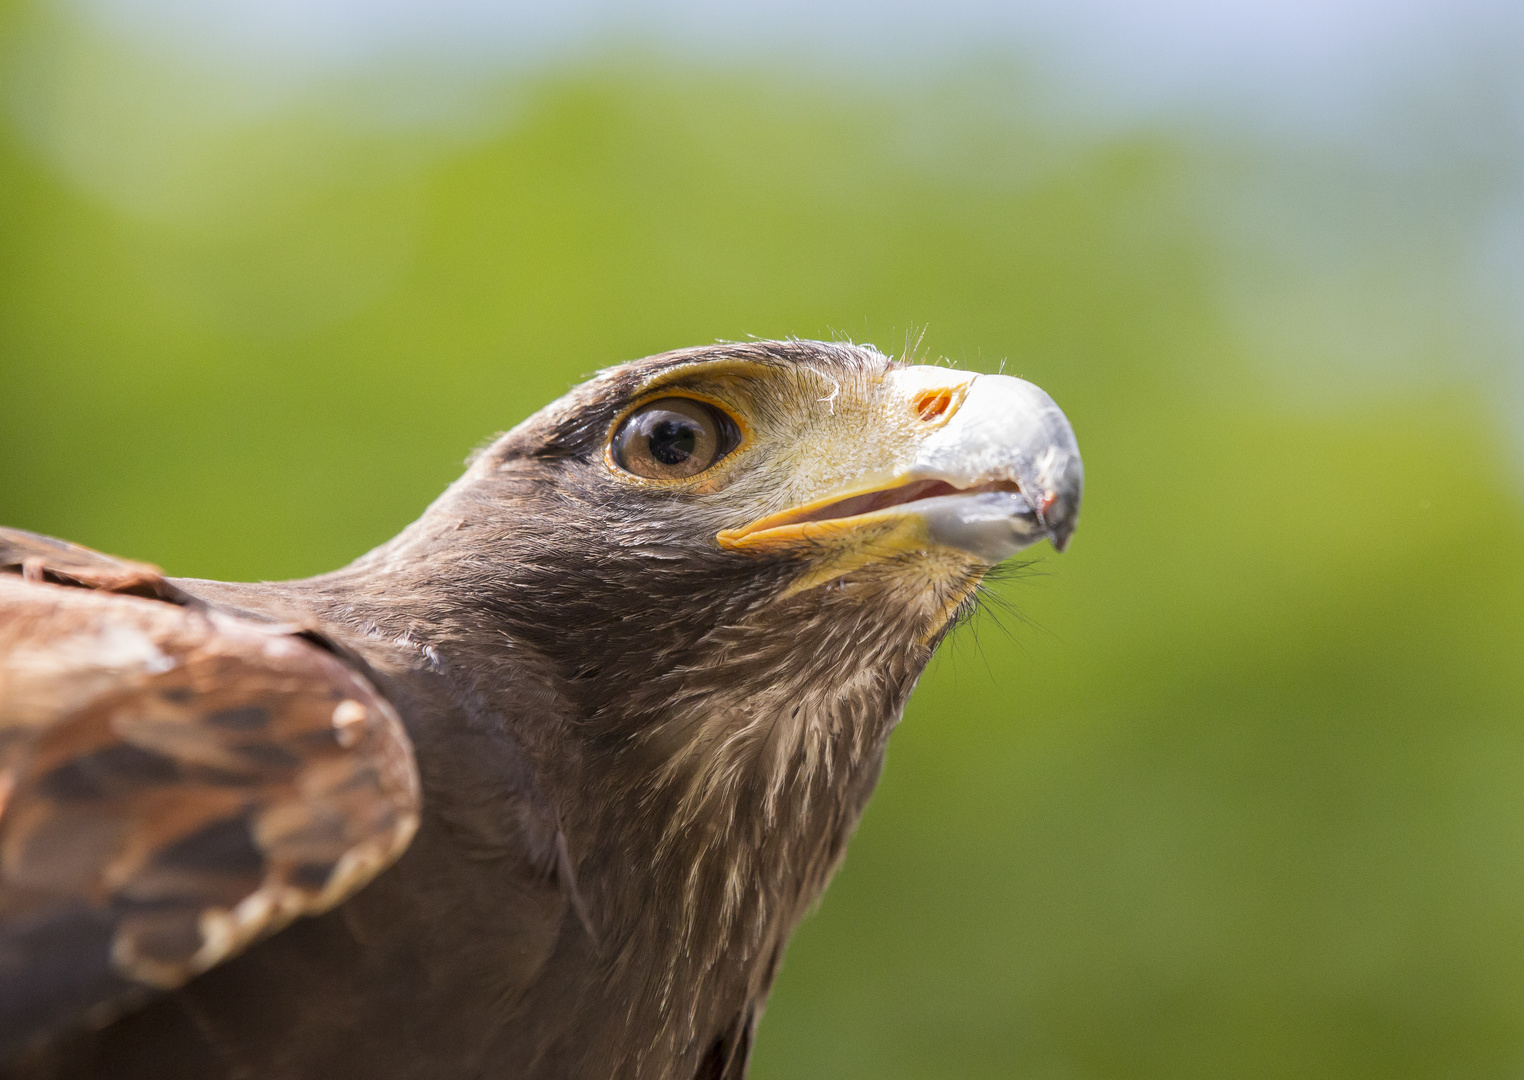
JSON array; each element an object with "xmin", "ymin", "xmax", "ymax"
[{"xmin": 4, "ymin": 1, "xmax": 1524, "ymax": 1076}]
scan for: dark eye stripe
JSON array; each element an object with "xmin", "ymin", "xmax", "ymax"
[{"xmin": 611, "ymin": 398, "xmax": 739, "ymax": 480}]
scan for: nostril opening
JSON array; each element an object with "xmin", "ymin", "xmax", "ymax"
[{"xmin": 912, "ymin": 388, "xmax": 953, "ymax": 423}]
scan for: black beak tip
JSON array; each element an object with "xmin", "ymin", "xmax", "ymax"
[
  {"xmin": 1035, "ymin": 450, "xmax": 1082, "ymax": 554},
  {"xmin": 1039, "ymin": 490, "xmax": 1080, "ymax": 553}
]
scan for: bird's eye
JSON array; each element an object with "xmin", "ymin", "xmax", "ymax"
[{"xmin": 612, "ymin": 397, "xmax": 739, "ymax": 480}]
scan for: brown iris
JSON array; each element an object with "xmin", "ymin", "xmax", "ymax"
[{"xmin": 611, "ymin": 397, "xmax": 739, "ymax": 480}]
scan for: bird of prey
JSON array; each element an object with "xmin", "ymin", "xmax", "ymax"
[{"xmin": 0, "ymin": 340, "xmax": 1081, "ymax": 1080}]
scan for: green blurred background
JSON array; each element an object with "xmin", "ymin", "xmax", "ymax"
[{"xmin": 3, "ymin": 0, "xmax": 1524, "ymax": 1075}]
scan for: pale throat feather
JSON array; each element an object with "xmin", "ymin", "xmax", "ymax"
[{"xmin": 619, "ymin": 561, "xmax": 979, "ymax": 1065}]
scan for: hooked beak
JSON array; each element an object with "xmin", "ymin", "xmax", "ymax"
[
  {"xmin": 908, "ymin": 373, "xmax": 1083, "ymax": 557},
  {"xmin": 718, "ymin": 368, "xmax": 1083, "ymax": 565}
]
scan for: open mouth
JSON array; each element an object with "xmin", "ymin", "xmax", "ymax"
[
  {"xmin": 771, "ymin": 478, "xmax": 1023, "ymax": 528},
  {"xmin": 719, "ymin": 477, "xmax": 1028, "ymax": 548}
]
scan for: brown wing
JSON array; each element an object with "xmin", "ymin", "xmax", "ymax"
[
  {"xmin": 0, "ymin": 528, "xmax": 192, "ymax": 604},
  {"xmin": 0, "ymin": 534, "xmax": 419, "ymax": 1057}
]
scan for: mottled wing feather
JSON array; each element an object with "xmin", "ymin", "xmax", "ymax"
[
  {"xmin": 0, "ymin": 528, "xmax": 192, "ymax": 604},
  {"xmin": 0, "ymin": 565, "xmax": 420, "ymax": 1056}
]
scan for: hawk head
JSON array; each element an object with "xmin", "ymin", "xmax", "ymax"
[{"xmin": 355, "ymin": 340, "xmax": 1081, "ymax": 969}]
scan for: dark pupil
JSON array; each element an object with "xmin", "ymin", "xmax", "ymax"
[{"xmin": 648, "ymin": 419, "xmax": 697, "ymax": 465}]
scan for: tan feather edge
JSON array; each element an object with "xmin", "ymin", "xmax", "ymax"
[
  {"xmin": 107, "ymin": 682, "xmax": 421, "ymax": 990},
  {"xmin": 0, "ymin": 535, "xmax": 423, "ymax": 994}
]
